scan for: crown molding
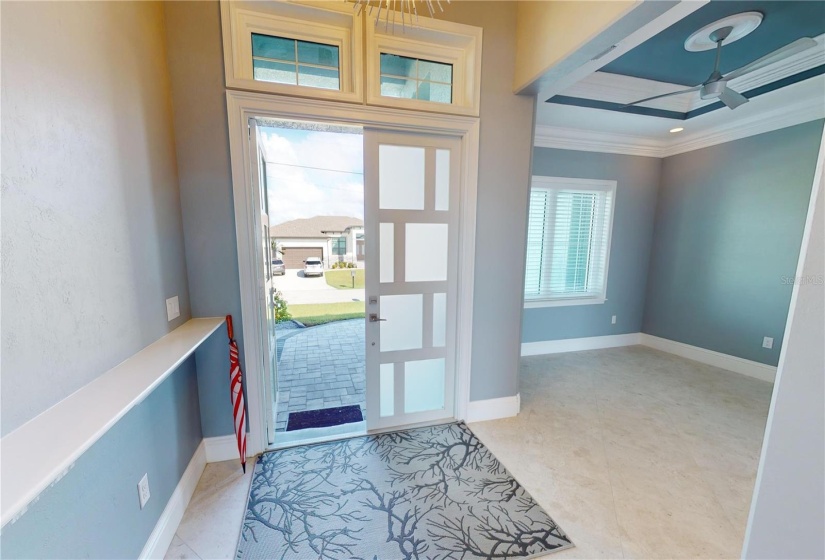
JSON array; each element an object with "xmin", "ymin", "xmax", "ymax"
[
  {"xmin": 661, "ymin": 94, "xmax": 825, "ymax": 157},
  {"xmin": 535, "ymin": 94, "xmax": 825, "ymax": 158},
  {"xmin": 534, "ymin": 125, "xmax": 664, "ymax": 157},
  {"xmin": 556, "ymin": 34, "xmax": 825, "ymax": 113}
]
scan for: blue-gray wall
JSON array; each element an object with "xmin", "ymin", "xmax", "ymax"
[
  {"xmin": 164, "ymin": 2, "xmax": 244, "ymax": 437},
  {"xmin": 0, "ymin": 358, "xmax": 203, "ymax": 559},
  {"xmin": 522, "ymin": 149, "xmax": 661, "ymax": 343},
  {"xmin": 744, "ymin": 157, "xmax": 824, "ymax": 559},
  {"xmin": 644, "ymin": 120, "xmax": 823, "ymax": 366}
]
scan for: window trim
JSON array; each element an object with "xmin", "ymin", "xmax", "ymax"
[
  {"xmin": 523, "ymin": 176, "xmax": 617, "ymax": 309},
  {"xmin": 221, "ymin": 1, "xmax": 363, "ymax": 103},
  {"xmin": 366, "ymin": 15, "xmax": 482, "ymax": 116}
]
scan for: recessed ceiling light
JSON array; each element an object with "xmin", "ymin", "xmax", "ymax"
[{"xmin": 670, "ymin": 127, "xmax": 684, "ymax": 133}]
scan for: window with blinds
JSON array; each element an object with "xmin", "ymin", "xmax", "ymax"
[{"xmin": 524, "ymin": 177, "xmax": 616, "ymax": 306}]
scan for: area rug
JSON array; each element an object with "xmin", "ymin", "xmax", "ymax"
[
  {"xmin": 236, "ymin": 422, "xmax": 573, "ymax": 559},
  {"xmin": 286, "ymin": 405, "xmax": 364, "ymax": 431}
]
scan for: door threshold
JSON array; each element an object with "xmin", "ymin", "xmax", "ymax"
[
  {"xmin": 269, "ymin": 420, "xmax": 367, "ymax": 450},
  {"xmin": 267, "ymin": 417, "xmax": 459, "ymax": 451}
]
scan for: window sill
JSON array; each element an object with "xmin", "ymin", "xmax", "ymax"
[{"xmin": 524, "ymin": 297, "xmax": 606, "ymax": 309}]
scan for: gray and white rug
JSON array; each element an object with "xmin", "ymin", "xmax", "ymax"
[{"xmin": 237, "ymin": 422, "xmax": 573, "ymax": 559}]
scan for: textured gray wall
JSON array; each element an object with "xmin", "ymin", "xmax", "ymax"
[
  {"xmin": 743, "ymin": 138, "xmax": 824, "ymax": 559},
  {"xmin": 524, "ymin": 148, "xmax": 661, "ymax": 342},
  {"xmin": 643, "ymin": 121, "xmax": 823, "ymax": 365},
  {"xmin": 164, "ymin": 1, "xmax": 243, "ymax": 437},
  {"xmin": 164, "ymin": 1, "xmax": 534, "ymax": 429},
  {"xmin": 0, "ymin": 1, "xmax": 191, "ymax": 435},
  {"xmin": 0, "ymin": 358, "xmax": 202, "ymax": 559}
]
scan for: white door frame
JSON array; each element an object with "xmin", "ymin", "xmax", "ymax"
[{"xmin": 226, "ymin": 90, "xmax": 479, "ymax": 455}]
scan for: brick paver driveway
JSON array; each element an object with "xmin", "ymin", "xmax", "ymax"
[{"xmin": 274, "ymin": 318, "xmax": 365, "ymax": 432}]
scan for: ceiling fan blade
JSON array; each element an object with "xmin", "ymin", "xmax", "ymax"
[
  {"xmin": 621, "ymin": 85, "xmax": 702, "ymax": 108},
  {"xmin": 724, "ymin": 38, "xmax": 819, "ymax": 81},
  {"xmin": 718, "ymin": 87, "xmax": 748, "ymax": 110}
]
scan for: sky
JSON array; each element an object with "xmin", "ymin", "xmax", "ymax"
[{"xmin": 259, "ymin": 126, "xmax": 364, "ymax": 225}]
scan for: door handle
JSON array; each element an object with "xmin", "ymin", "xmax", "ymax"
[{"xmin": 369, "ymin": 313, "xmax": 387, "ymax": 322}]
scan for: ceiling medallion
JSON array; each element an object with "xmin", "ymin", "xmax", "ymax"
[
  {"xmin": 684, "ymin": 11, "xmax": 764, "ymax": 52},
  {"xmin": 351, "ymin": 0, "xmax": 451, "ymax": 30}
]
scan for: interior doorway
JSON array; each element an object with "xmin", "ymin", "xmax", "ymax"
[{"xmin": 253, "ymin": 119, "xmax": 367, "ymax": 445}]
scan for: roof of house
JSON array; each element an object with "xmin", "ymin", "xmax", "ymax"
[{"xmin": 270, "ymin": 215, "xmax": 363, "ymax": 238}]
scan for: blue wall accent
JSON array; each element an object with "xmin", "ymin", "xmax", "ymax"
[
  {"xmin": 644, "ymin": 120, "xmax": 824, "ymax": 366},
  {"xmin": 0, "ymin": 358, "xmax": 202, "ymax": 559},
  {"xmin": 601, "ymin": 1, "xmax": 825, "ymax": 86},
  {"xmin": 523, "ymin": 149, "xmax": 661, "ymax": 343}
]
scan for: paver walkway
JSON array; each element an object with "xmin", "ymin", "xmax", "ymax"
[{"xmin": 274, "ymin": 318, "xmax": 365, "ymax": 432}]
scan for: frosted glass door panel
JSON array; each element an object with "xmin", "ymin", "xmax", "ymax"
[
  {"xmin": 405, "ymin": 223, "xmax": 448, "ymax": 282},
  {"xmin": 404, "ymin": 359, "xmax": 445, "ymax": 413},
  {"xmin": 435, "ymin": 149, "xmax": 450, "ymax": 211},
  {"xmin": 379, "ymin": 145, "xmax": 425, "ymax": 210},
  {"xmin": 432, "ymin": 293, "xmax": 446, "ymax": 348},
  {"xmin": 365, "ymin": 130, "xmax": 461, "ymax": 431},
  {"xmin": 380, "ymin": 222, "xmax": 394, "ymax": 283},
  {"xmin": 380, "ymin": 364, "xmax": 394, "ymax": 417},
  {"xmin": 380, "ymin": 294, "xmax": 423, "ymax": 352}
]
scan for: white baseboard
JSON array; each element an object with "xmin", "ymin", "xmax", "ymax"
[
  {"xmin": 521, "ymin": 333, "xmax": 642, "ymax": 356},
  {"xmin": 139, "ymin": 440, "xmax": 206, "ymax": 560},
  {"xmin": 204, "ymin": 434, "xmax": 242, "ymax": 463},
  {"xmin": 466, "ymin": 394, "xmax": 521, "ymax": 423},
  {"xmin": 520, "ymin": 332, "xmax": 776, "ymax": 383},
  {"xmin": 639, "ymin": 334, "xmax": 777, "ymax": 382}
]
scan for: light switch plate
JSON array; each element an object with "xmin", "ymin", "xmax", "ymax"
[
  {"xmin": 166, "ymin": 296, "xmax": 180, "ymax": 322},
  {"xmin": 611, "ymin": 315, "xmax": 617, "ymax": 325},
  {"xmin": 762, "ymin": 336, "xmax": 774, "ymax": 349}
]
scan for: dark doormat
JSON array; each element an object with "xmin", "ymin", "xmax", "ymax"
[
  {"xmin": 286, "ymin": 405, "xmax": 364, "ymax": 431},
  {"xmin": 237, "ymin": 422, "xmax": 574, "ymax": 559}
]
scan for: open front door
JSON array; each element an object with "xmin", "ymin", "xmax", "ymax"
[
  {"xmin": 249, "ymin": 118, "xmax": 278, "ymax": 445},
  {"xmin": 364, "ymin": 130, "xmax": 461, "ymax": 431}
]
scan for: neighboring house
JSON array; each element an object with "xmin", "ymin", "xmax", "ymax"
[{"xmin": 270, "ymin": 215, "xmax": 364, "ymax": 269}]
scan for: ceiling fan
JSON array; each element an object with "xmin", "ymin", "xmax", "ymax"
[{"xmin": 623, "ymin": 26, "xmax": 818, "ymax": 110}]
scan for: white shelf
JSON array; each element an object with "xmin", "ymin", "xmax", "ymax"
[{"xmin": 0, "ymin": 317, "xmax": 225, "ymax": 527}]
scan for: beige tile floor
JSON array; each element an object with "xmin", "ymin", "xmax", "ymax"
[{"xmin": 165, "ymin": 346, "xmax": 773, "ymax": 559}]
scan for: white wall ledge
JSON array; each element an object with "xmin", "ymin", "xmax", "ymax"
[{"xmin": 0, "ymin": 317, "xmax": 225, "ymax": 528}]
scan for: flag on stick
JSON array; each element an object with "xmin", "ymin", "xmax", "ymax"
[{"xmin": 226, "ymin": 315, "xmax": 247, "ymax": 473}]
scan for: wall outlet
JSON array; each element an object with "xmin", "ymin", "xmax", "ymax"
[
  {"xmin": 166, "ymin": 296, "xmax": 180, "ymax": 322},
  {"xmin": 611, "ymin": 315, "xmax": 617, "ymax": 325},
  {"xmin": 762, "ymin": 337, "xmax": 774, "ymax": 349},
  {"xmin": 138, "ymin": 473, "xmax": 150, "ymax": 509}
]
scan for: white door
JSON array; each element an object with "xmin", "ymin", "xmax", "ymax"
[
  {"xmin": 249, "ymin": 119, "xmax": 278, "ymax": 444},
  {"xmin": 364, "ymin": 130, "xmax": 461, "ymax": 431}
]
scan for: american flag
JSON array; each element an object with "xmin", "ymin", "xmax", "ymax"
[{"xmin": 227, "ymin": 315, "xmax": 247, "ymax": 473}]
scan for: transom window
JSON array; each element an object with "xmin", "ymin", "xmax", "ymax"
[
  {"xmin": 379, "ymin": 53, "xmax": 452, "ymax": 104},
  {"xmin": 524, "ymin": 177, "xmax": 616, "ymax": 307},
  {"xmin": 251, "ymin": 33, "xmax": 340, "ymax": 90}
]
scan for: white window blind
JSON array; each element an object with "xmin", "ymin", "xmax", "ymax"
[{"xmin": 525, "ymin": 177, "xmax": 616, "ymax": 305}]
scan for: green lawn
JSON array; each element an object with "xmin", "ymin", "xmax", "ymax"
[
  {"xmin": 287, "ymin": 302, "xmax": 365, "ymax": 327},
  {"xmin": 325, "ymin": 268, "xmax": 365, "ymax": 290}
]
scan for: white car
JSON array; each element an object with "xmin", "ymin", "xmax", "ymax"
[{"xmin": 303, "ymin": 257, "xmax": 324, "ymax": 277}]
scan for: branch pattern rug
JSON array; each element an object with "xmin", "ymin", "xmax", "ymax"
[{"xmin": 236, "ymin": 422, "xmax": 573, "ymax": 559}]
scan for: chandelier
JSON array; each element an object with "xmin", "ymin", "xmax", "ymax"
[{"xmin": 351, "ymin": 0, "xmax": 451, "ymax": 30}]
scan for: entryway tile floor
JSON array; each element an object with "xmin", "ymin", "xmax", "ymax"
[
  {"xmin": 165, "ymin": 346, "xmax": 772, "ymax": 559},
  {"xmin": 274, "ymin": 318, "xmax": 365, "ymax": 432}
]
